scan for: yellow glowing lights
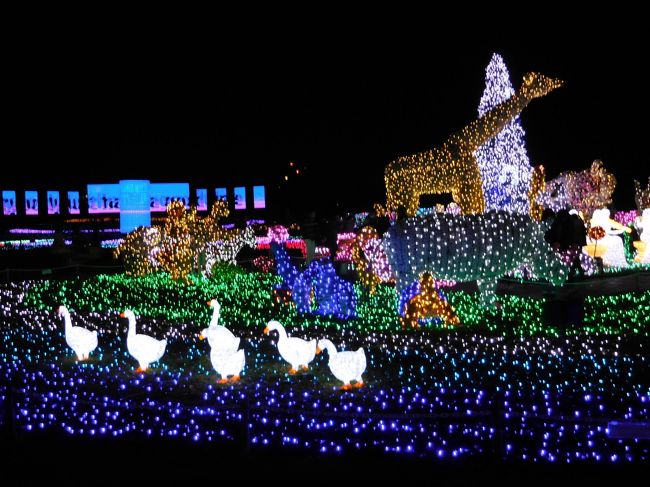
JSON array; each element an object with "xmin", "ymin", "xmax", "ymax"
[
  {"xmin": 529, "ymin": 165, "xmax": 546, "ymax": 221},
  {"xmin": 385, "ymin": 72, "xmax": 562, "ymax": 216},
  {"xmin": 401, "ymin": 273, "xmax": 460, "ymax": 329}
]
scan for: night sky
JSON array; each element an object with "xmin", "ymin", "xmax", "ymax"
[{"xmin": 7, "ymin": 32, "xmax": 648, "ymax": 219}]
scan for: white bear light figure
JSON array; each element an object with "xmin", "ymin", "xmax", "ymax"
[
  {"xmin": 57, "ymin": 305, "xmax": 98, "ymax": 361},
  {"xmin": 317, "ymin": 339, "xmax": 366, "ymax": 389}
]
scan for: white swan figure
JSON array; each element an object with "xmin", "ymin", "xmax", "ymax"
[
  {"xmin": 121, "ymin": 310, "xmax": 167, "ymax": 373},
  {"xmin": 264, "ymin": 320, "xmax": 317, "ymax": 374},
  {"xmin": 199, "ymin": 299, "xmax": 240, "ymax": 352},
  {"xmin": 317, "ymin": 338, "xmax": 366, "ymax": 389},
  {"xmin": 57, "ymin": 305, "xmax": 98, "ymax": 361},
  {"xmin": 210, "ymin": 347, "xmax": 245, "ymax": 383}
]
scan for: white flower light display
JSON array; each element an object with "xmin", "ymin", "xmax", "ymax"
[
  {"xmin": 264, "ymin": 320, "xmax": 317, "ymax": 374},
  {"xmin": 586, "ymin": 209, "xmax": 630, "ymax": 269},
  {"xmin": 317, "ymin": 338, "xmax": 366, "ymax": 389},
  {"xmin": 57, "ymin": 305, "xmax": 98, "ymax": 361},
  {"xmin": 121, "ymin": 310, "xmax": 167, "ymax": 373},
  {"xmin": 383, "ymin": 211, "xmax": 567, "ymax": 304},
  {"xmin": 475, "ymin": 53, "xmax": 534, "ymax": 214}
]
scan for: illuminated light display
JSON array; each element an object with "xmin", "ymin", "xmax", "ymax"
[
  {"xmin": 351, "ymin": 227, "xmax": 382, "ymax": 295},
  {"xmin": 115, "ymin": 201, "xmax": 255, "ymax": 281},
  {"xmin": 2, "ymin": 277, "xmax": 649, "ymax": 462},
  {"xmin": 215, "ymin": 187, "xmax": 228, "ymax": 204},
  {"xmin": 47, "ymin": 191, "xmax": 60, "ymax": 215},
  {"xmin": 88, "ymin": 183, "xmax": 120, "ymax": 213},
  {"xmin": 122, "ymin": 310, "xmax": 167, "ymax": 372},
  {"xmin": 614, "ymin": 210, "xmax": 639, "ymax": 227},
  {"xmin": 114, "ymin": 227, "xmax": 162, "ymax": 276},
  {"xmin": 476, "ymin": 53, "xmax": 534, "ymax": 214},
  {"xmin": 67, "ymin": 191, "xmax": 80, "ymax": 214},
  {"xmin": 199, "ymin": 299, "xmax": 241, "ymax": 352},
  {"xmin": 528, "ymin": 165, "xmax": 546, "ymax": 221},
  {"xmin": 272, "ymin": 244, "xmax": 357, "ymax": 319},
  {"xmin": 316, "ymin": 339, "xmax": 366, "ymax": 389},
  {"xmin": 203, "ymin": 226, "xmax": 256, "ymax": 274},
  {"xmin": 385, "ymin": 71, "xmax": 562, "ymax": 216},
  {"xmin": 537, "ymin": 161, "xmax": 616, "ymax": 220},
  {"xmin": 57, "ymin": 305, "xmax": 98, "ymax": 361},
  {"xmin": 253, "ymin": 185, "xmax": 266, "ymax": 209},
  {"xmin": 210, "ymin": 346, "xmax": 245, "ymax": 383},
  {"xmin": 383, "ymin": 211, "xmax": 567, "ymax": 304},
  {"xmin": 120, "ymin": 180, "xmax": 151, "ymax": 233},
  {"xmin": 196, "ymin": 188, "xmax": 208, "ymax": 211},
  {"xmin": 586, "ymin": 209, "xmax": 630, "ymax": 268},
  {"xmin": 335, "ymin": 232, "xmax": 357, "ymax": 262},
  {"xmin": 2, "ymin": 190, "xmax": 17, "ymax": 215},
  {"xmin": 634, "ymin": 178, "xmax": 650, "ymax": 211},
  {"xmin": 264, "ymin": 320, "xmax": 318, "ymax": 374},
  {"xmin": 634, "ymin": 208, "xmax": 650, "ymax": 263},
  {"xmin": 401, "ymin": 273, "xmax": 460, "ymax": 329},
  {"xmin": 234, "ymin": 187, "xmax": 246, "ymax": 210},
  {"xmin": 25, "ymin": 190, "xmax": 39, "ymax": 215}
]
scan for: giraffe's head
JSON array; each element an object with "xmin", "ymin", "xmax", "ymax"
[{"xmin": 521, "ymin": 72, "xmax": 563, "ymax": 99}]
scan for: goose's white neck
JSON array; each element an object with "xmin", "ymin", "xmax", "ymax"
[
  {"xmin": 319, "ymin": 339, "xmax": 337, "ymax": 357},
  {"xmin": 209, "ymin": 305, "xmax": 220, "ymax": 328},
  {"xmin": 60, "ymin": 309, "xmax": 72, "ymax": 331},
  {"xmin": 272, "ymin": 324, "xmax": 287, "ymax": 340},
  {"xmin": 126, "ymin": 315, "xmax": 137, "ymax": 335}
]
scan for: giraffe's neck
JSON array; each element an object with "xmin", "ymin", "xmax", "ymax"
[{"xmin": 453, "ymin": 87, "xmax": 532, "ymax": 153}]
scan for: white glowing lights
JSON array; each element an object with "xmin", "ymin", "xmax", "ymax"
[
  {"xmin": 58, "ymin": 305, "xmax": 98, "ymax": 361},
  {"xmin": 476, "ymin": 53, "xmax": 533, "ymax": 214},
  {"xmin": 317, "ymin": 338, "xmax": 366, "ymax": 389}
]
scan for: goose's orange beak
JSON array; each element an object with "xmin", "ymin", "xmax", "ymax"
[
  {"xmin": 198, "ymin": 333, "xmax": 205, "ymax": 340},
  {"xmin": 119, "ymin": 312, "xmax": 125, "ymax": 318},
  {"xmin": 315, "ymin": 346, "xmax": 321, "ymax": 355},
  {"xmin": 206, "ymin": 300, "xmax": 211, "ymax": 306},
  {"xmin": 263, "ymin": 326, "xmax": 270, "ymax": 335}
]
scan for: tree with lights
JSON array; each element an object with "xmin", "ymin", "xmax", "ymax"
[{"xmin": 475, "ymin": 53, "xmax": 533, "ymax": 214}]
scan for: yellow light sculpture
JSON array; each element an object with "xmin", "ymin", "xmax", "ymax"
[
  {"xmin": 635, "ymin": 178, "xmax": 650, "ymax": 211},
  {"xmin": 351, "ymin": 226, "xmax": 382, "ymax": 295},
  {"xmin": 385, "ymin": 72, "xmax": 563, "ymax": 216},
  {"xmin": 401, "ymin": 273, "xmax": 460, "ymax": 329},
  {"xmin": 529, "ymin": 165, "xmax": 546, "ymax": 221}
]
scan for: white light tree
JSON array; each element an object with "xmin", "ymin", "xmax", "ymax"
[{"xmin": 475, "ymin": 53, "xmax": 533, "ymax": 214}]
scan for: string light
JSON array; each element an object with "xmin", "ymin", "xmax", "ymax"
[
  {"xmin": 401, "ymin": 273, "xmax": 459, "ymax": 329},
  {"xmin": 476, "ymin": 53, "xmax": 534, "ymax": 214},
  {"xmin": 383, "ymin": 211, "xmax": 567, "ymax": 304},
  {"xmin": 385, "ymin": 72, "xmax": 562, "ymax": 216},
  {"xmin": 537, "ymin": 160, "xmax": 616, "ymax": 220},
  {"xmin": 634, "ymin": 178, "xmax": 650, "ymax": 211}
]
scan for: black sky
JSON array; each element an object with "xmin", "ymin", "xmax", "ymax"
[{"xmin": 6, "ymin": 30, "xmax": 648, "ymax": 217}]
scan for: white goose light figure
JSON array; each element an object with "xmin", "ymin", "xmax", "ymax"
[
  {"xmin": 264, "ymin": 320, "xmax": 318, "ymax": 374},
  {"xmin": 121, "ymin": 310, "xmax": 167, "ymax": 373},
  {"xmin": 317, "ymin": 339, "xmax": 366, "ymax": 389},
  {"xmin": 199, "ymin": 299, "xmax": 240, "ymax": 352},
  {"xmin": 57, "ymin": 305, "xmax": 98, "ymax": 361}
]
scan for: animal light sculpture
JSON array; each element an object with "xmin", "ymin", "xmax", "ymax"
[
  {"xmin": 122, "ymin": 310, "xmax": 167, "ymax": 373},
  {"xmin": 57, "ymin": 305, "xmax": 98, "ymax": 361},
  {"xmin": 385, "ymin": 72, "xmax": 562, "ymax": 216},
  {"xmin": 317, "ymin": 338, "xmax": 366, "ymax": 389},
  {"xmin": 383, "ymin": 211, "xmax": 566, "ymax": 304},
  {"xmin": 401, "ymin": 273, "xmax": 460, "ymax": 329},
  {"xmin": 264, "ymin": 320, "xmax": 317, "ymax": 374}
]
